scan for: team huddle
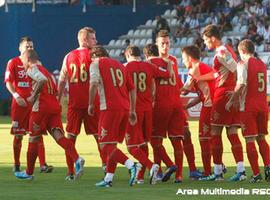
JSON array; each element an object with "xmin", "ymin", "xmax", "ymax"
[{"xmin": 4, "ymin": 24, "xmax": 270, "ymax": 187}]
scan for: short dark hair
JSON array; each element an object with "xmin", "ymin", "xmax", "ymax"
[
  {"xmin": 23, "ymin": 49, "xmax": 39, "ymax": 62},
  {"xmin": 202, "ymin": 24, "xmax": 221, "ymax": 40},
  {"xmin": 143, "ymin": 44, "xmax": 159, "ymax": 57},
  {"xmin": 238, "ymin": 39, "xmax": 255, "ymax": 54},
  {"xmin": 156, "ymin": 30, "xmax": 169, "ymax": 39},
  {"xmin": 19, "ymin": 36, "xmax": 32, "ymax": 45},
  {"xmin": 182, "ymin": 45, "xmax": 200, "ymax": 60},
  {"xmin": 90, "ymin": 45, "xmax": 109, "ymax": 58},
  {"xmin": 125, "ymin": 45, "xmax": 141, "ymax": 57}
]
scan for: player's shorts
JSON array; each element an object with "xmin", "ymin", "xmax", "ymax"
[
  {"xmin": 211, "ymin": 87, "xmax": 241, "ymax": 127},
  {"xmin": 66, "ymin": 106, "xmax": 99, "ymax": 136},
  {"xmin": 240, "ymin": 111, "xmax": 268, "ymax": 137},
  {"xmin": 10, "ymin": 98, "xmax": 31, "ymax": 135},
  {"xmin": 152, "ymin": 107, "xmax": 185, "ymax": 138},
  {"xmin": 29, "ymin": 111, "xmax": 63, "ymax": 137},
  {"xmin": 98, "ymin": 110, "xmax": 129, "ymax": 145},
  {"xmin": 126, "ymin": 110, "xmax": 152, "ymax": 147},
  {"xmin": 199, "ymin": 106, "xmax": 212, "ymax": 139}
]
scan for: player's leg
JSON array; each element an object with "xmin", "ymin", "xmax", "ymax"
[
  {"xmin": 13, "ymin": 135, "xmax": 23, "ymax": 172},
  {"xmin": 169, "ymin": 137, "xmax": 183, "ymax": 183},
  {"xmin": 199, "ymin": 138, "xmax": 212, "ymax": 176},
  {"xmin": 38, "ymin": 135, "xmax": 54, "ymax": 173},
  {"xmin": 226, "ymin": 126, "xmax": 246, "ymax": 181}
]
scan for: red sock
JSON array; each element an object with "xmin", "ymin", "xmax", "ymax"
[
  {"xmin": 200, "ymin": 139, "xmax": 212, "ymax": 176},
  {"xmin": 211, "ymin": 135, "xmax": 223, "ymax": 164},
  {"xmin": 257, "ymin": 139, "xmax": 270, "ymax": 166},
  {"xmin": 128, "ymin": 146, "xmax": 153, "ymax": 169},
  {"xmin": 38, "ymin": 136, "xmax": 46, "ymax": 167},
  {"xmin": 151, "ymin": 138, "xmax": 174, "ymax": 168},
  {"xmin": 151, "ymin": 139, "xmax": 162, "ymax": 174},
  {"xmin": 26, "ymin": 142, "xmax": 39, "ymax": 175},
  {"xmin": 94, "ymin": 136, "xmax": 106, "ymax": 165},
  {"xmin": 101, "ymin": 144, "xmax": 117, "ymax": 173},
  {"xmin": 105, "ymin": 144, "xmax": 128, "ymax": 173},
  {"xmin": 170, "ymin": 138, "xmax": 183, "ymax": 179},
  {"xmin": 246, "ymin": 141, "xmax": 260, "ymax": 176},
  {"xmin": 227, "ymin": 134, "xmax": 244, "ymax": 163},
  {"xmin": 57, "ymin": 137, "xmax": 79, "ymax": 162},
  {"xmin": 13, "ymin": 136, "xmax": 22, "ymax": 166},
  {"xmin": 137, "ymin": 145, "xmax": 149, "ymax": 179},
  {"xmin": 65, "ymin": 137, "xmax": 76, "ymax": 175},
  {"xmin": 183, "ymin": 136, "xmax": 196, "ymax": 171}
]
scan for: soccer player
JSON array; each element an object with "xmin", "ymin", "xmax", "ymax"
[
  {"xmin": 58, "ymin": 27, "xmax": 105, "ymax": 180},
  {"xmin": 226, "ymin": 39, "xmax": 270, "ymax": 183},
  {"xmin": 181, "ymin": 45, "xmax": 215, "ymax": 177},
  {"xmin": 14, "ymin": 49, "xmax": 84, "ymax": 180},
  {"xmin": 88, "ymin": 45, "xmax": 140, "ymax": 187},
  {"xmin": 124, "ymin": 45, "xmax": 173, "ymax": 184},
  {"xmin": 5, "ymin": 37, "xmax": 53, "ymax": 173},
  {"xmin": 197, "ymin": 24, "xmax": 246, "ymax": 181}
]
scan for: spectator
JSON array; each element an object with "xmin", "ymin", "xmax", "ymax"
[
  {"xmin": 205, "ymin": 12, "xmax": 218, "ymax": 25},
  {"xmin": 225, "ymin": 38, "xmax": 233, "ymax": 48},
  {"xmin": 244, "ymin": 2, "xmax": 253, "ymax": 17},
  {"xmin": 255, "ymin": 2, "xmax": 266, "ymax": 17},
  {"xmin": 189, "ymin": 13, "xmax": 199, "ymax": 29}
]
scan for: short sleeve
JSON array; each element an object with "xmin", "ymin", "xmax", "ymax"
[
  {"xmin": 27, "ymin": 66, "xmax": 47, "ymax": 82},
  {"xmin": 90, "ymin": 59, "xmax": 100, "ymax": 84},
  {"xmin": 216, "ymin": 48, "xmax": 237, "ymax": 72},
  {"xmin": 4, "ymin": 59, "xmax": 15, "ymax": 83},
  {"xmin": 59, "ymin": 54, "xmax": 68, "ymax": 82},
  {"xmin": 236, "ymin": 61, "xmax": 247, "ymax": 85}
]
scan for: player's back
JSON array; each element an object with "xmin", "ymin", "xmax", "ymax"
[
  {"xmin": 149, "ymin": 56, "xmax": 182, "ymax": 109},
  {"xmin": 245, "ymin": 57, "xmax": 268, "ymax": 112},
  {"xmin": 5, "ymin": 56, "xmax": 32, "ymax": 98},
  {"xmin": 65, "ymin": 48, "xmax": 91, "ymax": 108},
  {"xmin": 126, "ymin": 60, "xmax": 158, "ymax": 111},
  {"xmin": 30, "ymin": 65, "xmax": 60, "ymax": 113},
  {"xmin": 97, "ymin": 57, "xmax": 131, "ymax": 111}
]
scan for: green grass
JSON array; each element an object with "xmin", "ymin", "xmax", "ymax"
[{"xmin": 0, "ymin": 116, "xmax": 270, "ymax": 199}]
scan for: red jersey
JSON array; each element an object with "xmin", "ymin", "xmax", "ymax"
[
  {"xmin": 149, "ymin": 56, "xmax": 183, "ymax": 109},
  {"xmin": 237, "ymin": 57, "xmax": 268, "ymax": 112},
  {"xmin": 183, "ymin": 62, "xmax": 215, "ymax": 107},
  {"xmin": 90, "ymin": 57, "xmax": 134, "ymax": 111},
  {"xmin": 213, "ymin": 45, "xmax": 237, "ymax": 89},
  {"xmin": 125, "ymin": 60, "xmax": 170, "ymax": 112},
  {"xmin": 60, "ymin": 48, "xmax": 92, "ymax": 109},
  {"xmin": 4, "ymin": 57, "xmax": 31, "ymax": 98},
  {"xmin": 27, "ymin": 65, "xmax": 60, "ymax": 113}
]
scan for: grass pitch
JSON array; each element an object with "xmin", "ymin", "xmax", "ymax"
[{"xmin": 0, "ymin": 116, "xmax": 270, "ymax": 200}]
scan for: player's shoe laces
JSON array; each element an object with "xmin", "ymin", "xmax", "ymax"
[
  {"xmin": 129, "ymin": 162, "xmax": 142, "ymax": 186},
  {"xmin": 13, "ymin": 165, "xmax": 21, "ymax": 173},
  {"xmin": 149, "ymin": 164, "xmax": 159, "ymax": 185},
  {"xmin": 162, "ymin": 165, "xmax": 177, "ymax": 182},
  {"xmin": 189, "ymin": 169, "xmax": 203, "ymax": 180},
  {"xmin": 75, "ymin": 157, "xmax": 85, "ymax": 179},
  {"xmin": 65, "ymin": 173, "xmax": 75, "ymax": 181},
  {"xmin": 40, "ymin": 163, "xmax": 54, "ymax": 173},
  {"xmin": 15, "ymin": 171, "xmax": 34, "ymax": 180},
  {"xmin": 95, "ymin": 179, "xmax": 112, "ymax": 188},
  {"xmin": 264, "ymin": 166, "xmax": 270, "ymax": 181},
  {"xmin": 199, "ymin": 173, "xmax": 224, "ymax": 181},
  {"xmin": 249, "ymin": 174, "xmax": 263, "ymax": 183},
  {"xmin": 228, "ymin": 171, "xmax": 247, "ymax": 182}
]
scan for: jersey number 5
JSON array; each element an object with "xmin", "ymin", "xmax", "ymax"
[{"xmin": 257, "ymin": 73, "xmax": 265, "ymax": 92}]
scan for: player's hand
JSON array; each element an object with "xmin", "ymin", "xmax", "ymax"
[
  {"xmin": 27, "ymin": 95, "xmax": 35, "ymax": 105},
  {"xmin": 88, "ymin": 104, "xmax": 94, "ymax": 116},
  {"xmin": 15, "ymin": 96, "xmax": 27, "ymax": 107},
  {"xmin": 129, "ymin": 111, "xmax": 137, "ymax": 126}
]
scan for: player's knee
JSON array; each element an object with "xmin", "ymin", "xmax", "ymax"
[{"xmin": 51, "ymin": 128, "xmax": 65, "ymax": 141}]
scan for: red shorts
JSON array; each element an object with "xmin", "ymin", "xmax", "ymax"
[
  {"xmin": 152, "ymin": 107, "xmax": 185, "ymax": 138},
  {"xmin": 211, "ymin": 88, "xmax": 241, "ymax": 127},
  {"xmin": 10, "ymin": 98, "xmax": 31, "ymax": 135},
  {"xmin": 98, "ymin": 110, "xmax": 129, "ymax": 144},
  {"xmin": 29, "ymin": 111, "xmax": 63, "ymax": 137},
  {"xmin": 126, "ymin": 110, "xmax": 152, "ymax": 147},
  {"xmin": 240, "ymin": 111, "xmax": 268, "ymax": 137},
  {"xmin": 199, "ymin": 106, "xmax": 212, "ymax": 139},
  {"xmin": 66, "ymin": 106, "xmax": 99, "ymax": 136}
]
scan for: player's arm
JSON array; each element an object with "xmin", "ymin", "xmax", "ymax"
[
  {"xmin": 183, "ymin": 96, "xmax": 201, "ymax": 110},
  {"xmin": 225, "ymin": 62, "xmax": 247, "ymax": 111},
  {"xmin": 26, "ymin": 66, "xmax": 47, "ymax": 105},
  {"xmin": 126, "ymin": 71, "xmax": 137, "ymax": 125},
  {"xmin": 88, "ymin": 60, "xmax": 99, "ymax": 116},
  {"xmin": 5, "ymin": 60, "xmax": 27, "ymax": 107},
  {"xmin": 193, "ymin": 71, "xmax": 215, "ymax": 82},
  {"xmin": 58, "ymin": 55, "xmax": 68, "ymax": 102}
]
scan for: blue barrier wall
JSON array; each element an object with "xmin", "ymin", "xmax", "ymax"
[{"xmin": 0, "ymin": 4, "xmax": 169, "ymax": 99}]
